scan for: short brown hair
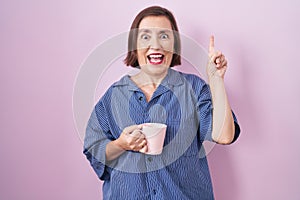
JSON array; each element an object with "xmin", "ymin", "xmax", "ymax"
[{"xmin": 124, "ymin": 6, "xmax": 181, "ymax": 68}]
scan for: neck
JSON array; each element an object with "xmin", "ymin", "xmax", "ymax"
[
  {"xmin": 130, "ymin": 70, "xmax": 168, "ymax": 102},
  {"xmin": 132, "ymin": 70, "xmax": 168, "ymax": 89}
]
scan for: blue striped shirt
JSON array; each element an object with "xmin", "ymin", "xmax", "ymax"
[{"xmin": 84, "ymin": 68, "xmax": 240, "ymax": 200}]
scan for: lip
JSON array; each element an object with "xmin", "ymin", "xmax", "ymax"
[{"xmin": 147, "ymin": 53, "xmax": 165, "ymax": 65}]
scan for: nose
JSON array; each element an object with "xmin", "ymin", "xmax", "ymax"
[{"xmin": 149, "ymin": 36, "xmax": 161, "ymax": 49}]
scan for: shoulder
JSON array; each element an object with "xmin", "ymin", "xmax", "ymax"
[
  {"xmin": 172, "ymin": 69, "xmax": 207, "ymax": 91},
  {"xmin": 96, "ymin": 75, "xmax": 130, "ymax": 106}
]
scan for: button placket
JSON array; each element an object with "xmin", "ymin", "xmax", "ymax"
[
  {"xmin": 144, "ymin": 157, "xmax": 162, "ymax": 198},
  {"xmin": 145, "ymin": 171, "xmax": 159, "ymax": 198}
]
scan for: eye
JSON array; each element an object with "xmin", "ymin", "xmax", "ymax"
[
  {"xmin": 160, "ymin": 33, "xmax": 169, "ymax": 40},
  {"xmin": 141, "ymin": 34, "xmax": 150, "ymax": 40}
]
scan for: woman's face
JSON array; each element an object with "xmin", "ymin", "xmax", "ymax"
[{"xmin": 136, "ymin": 16, "xmax": 174, "ymax": 77}]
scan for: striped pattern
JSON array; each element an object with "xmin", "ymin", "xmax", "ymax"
[{"xmin": 84, "ymin": 68, "xmax": 240, "ymax": 200}]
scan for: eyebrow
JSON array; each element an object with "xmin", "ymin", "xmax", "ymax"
[
  {"xmin": 138, "ymin": 29, "xmax": 152, "ymax": 34},
  {"xmin": 138, "ymin": 28, "xmax": 172, "ymax": 34},
  {"xmin": 158, "ymin": 30, "xmax": 172, "ymax": 34}
]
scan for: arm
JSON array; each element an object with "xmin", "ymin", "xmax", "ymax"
[
  {"xmin": 83, "ymin": 108, "xmax": 112, "ymax": 180},
  {"xmin": 207, "ymin": 36, "xmax": 235, "ymax": 144},
  {"xmin": 105, "ymin": 140, "xmax": 126, "ymax": 161},
  {"xmin": 84, "ymin": 104, "xmax": 147, "ymax": 181}
]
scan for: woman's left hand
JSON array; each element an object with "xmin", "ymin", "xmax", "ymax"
[{"xmin": 206, "ymin": 35, "xmax": 228, "ymax": 80}]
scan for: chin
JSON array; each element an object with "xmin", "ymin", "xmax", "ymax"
[{"xmin": 143, "ymin": 64, "xmax": 169, "ymax": 75}]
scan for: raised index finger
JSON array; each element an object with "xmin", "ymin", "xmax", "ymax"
[{"xmin": 209, "ymin": 35, "xmax": 215, "ymax": 54}]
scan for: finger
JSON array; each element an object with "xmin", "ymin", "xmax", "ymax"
[
  {"xmin": 138, "ymin": 139, "xmax": 147, "ymax": 148},
  {"xmin": 123, "ymin": 124, "xmax": 142, "ymax": 135},
  {"xmin": 216, "ymin": 54, "xmax": 225, "ymax": 64},
  {"xmin": 135, "ymin": 135, "xmax": 146, "ymax": 144},
  {"xmin": 210, "ymin": 53, "xmax": 218, "ymax": 64},
  {"xmin": 126, "ymin": 129, "xmax": 140, "ymax": 143},
  {"xmin": 209, "ymin": 35, "xmax": 215, "ymax": 54},
  {"xmin": 131, "ymin": 129, "xmax": 143, "ymax": 136},
  {"xmin": 132, "ymin": 140, "xmax": 147, "ymax": 151},
  {"xmin": 221, "ymin": 59, "xmax": 228, "ymax": 68},
  {"xmin": 210, "ymin": 51, "xmax": 222, "ymax": 64},
  {"xmin": 127, "ymin": 131, "xmax": 143, "ymax": 145},
  {"xmin": 216, "ymin": 60, "xmax": 227, "ymax": 69},
  {"xmin": 139, "ymin": 144, "xmax": 148, "ymax": 153},
  {"xmin": 217, "ymin": 55, "xmax": 227, "ymax": 67}
]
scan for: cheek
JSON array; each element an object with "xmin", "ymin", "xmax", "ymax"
[
  {"xmin": 164, "ymin": 41, "xmax": 174, "ymax": 60},
  {"xmin": 137, "ymin": 49, "xmax": 147, "ymax": 63},
  {"xmin": 164, "ymin": 40, "xmax": 174, "ymax": 65},
  {"xmin": 165, "ymin": 54, "xmax": 173, "ymax": 65},
  {"xmin": 137, "ymin": 41, "xmax": 147, "ymax": 56},
  {"xmin": 137, "ymin": 49, "xmax": 146, "ymax": 56},
  {"xmin": 137, "ymin": 39, "xmax": 149, "ymax": 50},
  {"xmin": 161, "ymin": 40, "xmax": 174, "ymax": 54}
]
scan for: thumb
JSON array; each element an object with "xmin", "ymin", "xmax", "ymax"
[{"xmin": 123, "ymin": 124, "xmax": 142, "ymax": 134}]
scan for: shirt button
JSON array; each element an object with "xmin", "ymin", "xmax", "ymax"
[
  {"xmin": 139, "ymin": 96, "xmax": 143, "ymax": 101},
  {"xmin": 95, "ymin": 164, "xmax": 101, "ymax": 170},
  {"xmin": 147, "ymin": 157, "xmax": 153, "ymax": 162}
]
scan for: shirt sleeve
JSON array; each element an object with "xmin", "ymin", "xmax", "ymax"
[
  {"xmin": 197, "ymin": 82, "xmax": 214, "ymax": 142},
  {"xmin": 83, "ymin": 102, "xmax": 112, "ymax": 181},
  {"xmin": 197, "ymin": 82, "xmax": 241, "ymax": 143},
  {"xmin": 231, "ymin": 111, "xmax": 241, "ymax": 143}
]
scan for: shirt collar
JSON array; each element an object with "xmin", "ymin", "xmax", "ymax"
[
  {"xmin": 161, "ymin": 68, "xmax": 184, "ymax": 87},
  {"xmin": 112, "ymin": 75, "xmax": 138, "ymax": 91}
]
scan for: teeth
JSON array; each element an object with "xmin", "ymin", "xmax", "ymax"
[
  {"xmin": 149, "ymin": 54, "xmax": 163, "ymax": 58},
  {"xmin": 150, "ymin": 59, "xmax": 161, "ymax": 63}
]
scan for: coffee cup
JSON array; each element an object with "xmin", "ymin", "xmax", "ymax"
[{"xmin": 140, "ymin": 123, "xmax": 167, "ymax": 155}]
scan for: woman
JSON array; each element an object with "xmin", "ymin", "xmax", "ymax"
[{"xmin": 84, "ymin": 6, "xmax": 240, "ymax": 200}]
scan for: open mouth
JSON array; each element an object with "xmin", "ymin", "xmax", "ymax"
[{"xmin": 147, "ymin": 53, "xmax": 164, "ymax": 65}]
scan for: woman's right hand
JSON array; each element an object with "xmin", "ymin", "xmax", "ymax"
[
  {"xmin": 115, "ymin": 125, "xmax": 147, "ymax": 152},
  {"xmin": 106, "ymin": 125, "xmax": 148, "ymax": 161}
]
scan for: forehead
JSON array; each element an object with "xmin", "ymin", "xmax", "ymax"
[{"xmin": 138, "ymin": 16, "xmax": 172, "ymax": 30}]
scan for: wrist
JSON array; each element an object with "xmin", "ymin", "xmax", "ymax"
[
  {"xmin": 208, "ymin": 76, "xmax": 224, "ymax": 87},
  {"xmin": 208, "ymin": 74, "xmax": 223, "ymax": 81},
  {"xmin": 112, "ymin": 139, "xmax": 124, "ymax": 150}
]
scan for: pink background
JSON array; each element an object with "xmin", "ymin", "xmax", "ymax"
[{"xmin": 1, "ymin": 0, "xmax": 300, "ymax": 199}]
